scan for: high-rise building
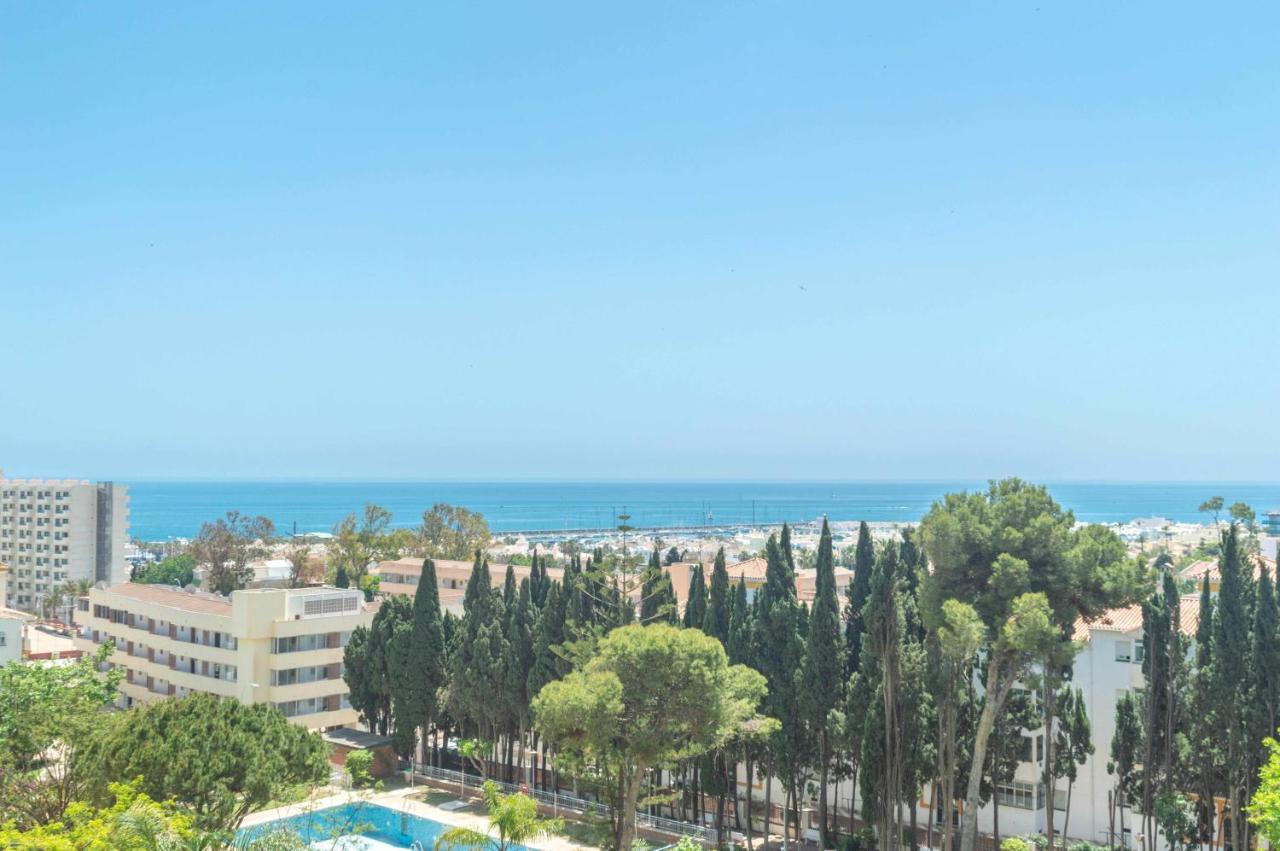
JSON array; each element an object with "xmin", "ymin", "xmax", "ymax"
[{"xmin": 0, "ymin": 471, "xmax": 130, "ymax": 612}]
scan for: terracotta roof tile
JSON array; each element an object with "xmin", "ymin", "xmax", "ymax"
[{"xmin": 1079, "ymin": 595, "xmax": 1199, "ymax": 638}]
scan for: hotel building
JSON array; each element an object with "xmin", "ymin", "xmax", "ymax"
[
  {"xmin": 73, "ymin": 582, "xmax": 373, "ymax": 730},
  {"xmin": 0, "ymin": 472, "xmax": 130, "ymax": 611}
]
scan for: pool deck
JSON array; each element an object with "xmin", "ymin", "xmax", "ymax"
[{"xmin": 242, "ymin": 785, "xmax": 592, "ymax": 851}]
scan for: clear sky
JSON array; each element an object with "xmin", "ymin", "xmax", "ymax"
[{"xmin": 2, "ymin": 2, "xmax": 1278, "ymax": 482}]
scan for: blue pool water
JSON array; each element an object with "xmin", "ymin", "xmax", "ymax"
[{"xmin": 238, "ymin": 802, "xmax": 528, "ymax": 850}]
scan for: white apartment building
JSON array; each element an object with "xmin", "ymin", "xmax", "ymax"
[
  {"xmin": 73, "ymin": 582, "xmax": 373, "ymax": 731},
  {"xmin": 0, "ymin": 471, "xmax": 130, "ymax": 612},
  {"xmin": 0, "ymin": 561, "xmax": 34, "ymax": 665}
]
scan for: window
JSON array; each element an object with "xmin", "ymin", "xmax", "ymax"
[
  {"xmin": 272, "ymin": 633, "xmax": 332, "ymax": 653},
  {"xmin": 302, "ymin": 595, "xmax": 359, "ymax": 616},
  {"xmin": 996, "ymin": 782, "xmax": 1040, "ymax": 810},
  {"xmin": 1018, "ymin": 735, "xmax": 1033, "ymax": 762},
  {"xmin": 1115, "ymin": 639, "xmax": 1133, "ymax": 662}
]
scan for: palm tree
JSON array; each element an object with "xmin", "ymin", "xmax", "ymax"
[
  {"xmin": 60, "ymin": 578, "xmax": 92, "ymax": 625},
  {"xmin": 42, "ymin": 586, "xmax": 65, "ymax": 621},
  {"xmin": 435, "ymin": 780, "xmax": 561, "ymax": 851},
  {"xmin": 114, "ymin": 799, "xmax": 226, "ymax": 850}
]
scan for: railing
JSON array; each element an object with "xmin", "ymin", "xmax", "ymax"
[{"xmin": 408, "ymin": 763, "xmax": 716, "ymax": 844}]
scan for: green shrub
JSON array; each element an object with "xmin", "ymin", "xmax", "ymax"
[
  {"xmin": 1068, "ymin": 842, "xmax": 1104, "ymax": 851},
  {"xmin": 345, "ymin": 749, "xmax": 375, "ymax": 788},
  {"xmin": 838, "ymin": 826, "xmax": 877, "ymax": 851},
  {"xmin": 1001, "ymin": 838, "xmax": 1030, "ymax": 851}
]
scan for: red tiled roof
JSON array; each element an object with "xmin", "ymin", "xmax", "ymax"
[{"xmin": 1079, "ymin": 595, "xmax": 1200, "ymax": 637}]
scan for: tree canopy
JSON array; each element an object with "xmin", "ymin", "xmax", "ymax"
[
  {"xmin": 82, "ymin": 694, "xmax": 328, "ymax": 832},
  {"xmin": 533, "ymin": 622, "xmax": 767, "ymax": 850}
]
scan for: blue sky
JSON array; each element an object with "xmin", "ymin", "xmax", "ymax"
[{"xmin": 2, "ymin": 2, "xmax": 1277, "ymax": 481}]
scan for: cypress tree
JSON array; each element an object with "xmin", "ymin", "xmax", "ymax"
[
  {"xmin": 683, "ymin": 564, "xmax": 708, "ymax": 629},
  {"xmin": 1253, "ymin": 564, "xmax": 1280, "ymax": 738},
  {"xmin": 1188, "ymin": 573, "xmax": 1218, "ymax": 843},
  {"xmin": 1140, "ymin": 577, "xmax": 1171, "ymax": 844},
  {"xmin": 501, "ymin": 578, "xmax": 535, "ymax": 780},
  {"xmin": 399, "ymin": 558, "xmax": 445, "ymax": 763},
  {"xmin": 754, "ymin": 534, "xmax": 806, "ymax": 845},
  {"xmin": 1108, "ymin": 692, "xmax": 1144, "ymax": 847},
  {"xmin": 529, "ymin": 582, "xmax": 566, "ymax": 694},
  {"xmin": 1196, "ymin": 574, "xmax": 1214, "ymax": 670},
  {"xmin": 641, "ymin": 549, "xmax": 678, "ymax": 624},
  {"xmin": 502, "ymin": 563, "xmax": 517, "ymax": 609},
  {"xmin": 450, "ymin": 554, "xmax": 508, "ymax": 741},
  {"xmin": 703, "ymin": 547, "xmax": 731, "ymax": 642},
  {"xmin": 727, "ymin": 575, "xmax": 752, "ymax": 665},
  {"xmin": 844, "ymin": 521, "xmax": 875, "ymax": 677},
  {"xmin": 802, "ymin": 518, "xmax": 845, "ymax": 847},
  {"xmin": 367, "ymin": 594, "xmax": 412, "ymax": 737},
  {"xmin": 528, "ymin": 550, "xmax": 546, "ymax": 608},
  {"xmin": 780, "ymin": 522, "xmax": 796, "ymax": 577},
  {"xmin": 1056, "ymin": 686, "xmax": 1093, "ymax": 840},
  {"xmin": 1210, "ymin": 525, "xmax": 1255, "ymax": 851}
]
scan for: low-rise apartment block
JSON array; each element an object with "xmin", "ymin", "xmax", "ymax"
[
  {"xmin": 73, "ymin": 582, "xmax": 373, "ymax": 730},
  {"xmin": 375, "ymin": 556, "xmax": 562, "ymax": 613},
  {"xmin": 0, "ymin": 471, "xmax": 130, "ymax": 611}
]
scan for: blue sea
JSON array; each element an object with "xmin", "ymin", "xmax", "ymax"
[{"xmin": 122, "ymin": 481, "xmax": 1280, "ymax": 541}]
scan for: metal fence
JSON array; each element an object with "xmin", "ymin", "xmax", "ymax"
[{"xmin": 407, "ymin": 762, "xmax": 717, "ymax": 844}]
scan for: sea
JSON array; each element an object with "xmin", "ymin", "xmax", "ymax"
[{"xmin": 120, "ymin": 481, "xmax": 1280, "ymax": 541}]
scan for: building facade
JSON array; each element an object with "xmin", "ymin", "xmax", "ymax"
[
  {"xmin": 0, "ymin": 604, "xmax": 30, "ymax": 665},
  {"xmin": 73, "ymin": 583, "xmax": 372, "ymax": 731},
  {"xmin": 375, "ymin": 556, "xmax": 564, "ymax": 614},
  {"xmin": 0, "ymin": 472, "xmax": 130, "ymax": 611}
]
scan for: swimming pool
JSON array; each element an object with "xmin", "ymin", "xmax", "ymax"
[{"xmin": 238, "ymin": 801, "xmax": 530, "ymax": 850}]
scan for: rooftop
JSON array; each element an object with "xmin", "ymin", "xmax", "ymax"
[
  {"xmin": 103, "ymin": 582, "xmax": 233, "ymax": 615},
  {"xmin": 1079, "ymin": 594, "xmax": 1200, "ymax": 637}
]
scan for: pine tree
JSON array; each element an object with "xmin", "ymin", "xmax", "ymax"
[
  {"xmin": 683, "ymin": 564, "xmax": 708, "ymax": 629},
  {"xmin": 703, "ymin": 547, "xmax": 731, "ymax": 643},
  {"xmin": 802, "ymin": 518, "xmax": 845, "ymax": 847}
]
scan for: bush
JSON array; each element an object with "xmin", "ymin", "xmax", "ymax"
[
  {"xmin": 1067, "ymin": 843, "xmax": 1105, "ymax": 851},
  {"xmin": 345, "ymin": 749, "xmax": 375, "ymax": 788},
  {"xmin": 838, "ymin": 826, "xmax": 878, "ymax": 851},
  {"xmin": 1001, "ymin": 838, "xmax": 1030, "ymax": 851}
]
